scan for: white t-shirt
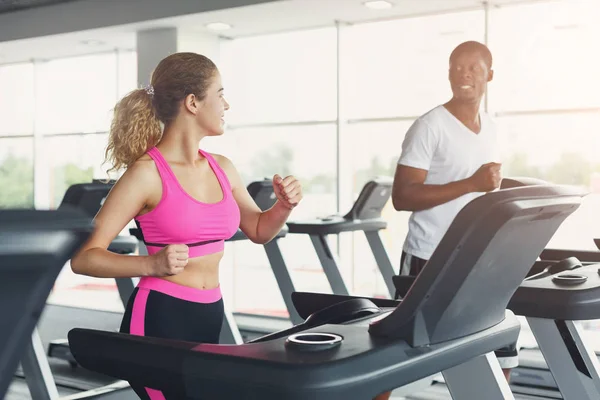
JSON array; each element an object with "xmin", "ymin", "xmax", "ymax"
[{"xmin": 398, "ymin": 105, "xmax": 499, "ymax": 260}]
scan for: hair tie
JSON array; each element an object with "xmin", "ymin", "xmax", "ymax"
[{"xmin": 144, "ymin": 84, "xmax": 154, "ymax": 97}]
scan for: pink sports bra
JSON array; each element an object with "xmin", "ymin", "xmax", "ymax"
[{"xmin": 134, "ymin": 147, "xmax": 240, "ymax": 258}]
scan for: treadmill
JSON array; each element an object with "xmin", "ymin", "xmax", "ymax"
[
  {"xmin": 0, "ymin": 209, "xmax": 92, "ymax": 399},
  {"xmin": 67, "ymin": 184, "xmax": 585, "ymax": 399},
  {"xmin": 509, "ymin": 247, "xmax": 600, "ymax": 399},
  {"xmin": 502, "ymin": 177, "xmax": 600, "ymax": 399},
  {"xmin": 58, "ymin": 181, "xmax": 139, "ymax": 305},
  {"xmin": 46, "ymin": 182, "xmax": 138, "ymax": 364},
  {"xmin": 286, "ymin": 178, "xmax": 397, "ymax": 298},
  {"xmin": 216, "ymin": 180, "xmax": 298, "ymax": 343},
  {"xmin": 19, "ymin": 183, "xmax": 138, "ymax": 399},
  {"xmin": 226, "ymin": 179, "xmax": 302, "ymax": 325},
  {"xmin": 397, "ymin": 177, "xmax": 600, "ymax": 399},
  {"xmin": 508, "ymin": 262, "xmax": 600, "ymax": 400}
]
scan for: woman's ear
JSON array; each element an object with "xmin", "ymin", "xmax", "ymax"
[{"xmin": 184, "ymin": 93, "xmax": 199, "ymax": 114}]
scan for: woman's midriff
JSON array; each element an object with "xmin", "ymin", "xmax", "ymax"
[{"xmin": 160, "ymin": 251, "xmax": 223, "ymax": 290}]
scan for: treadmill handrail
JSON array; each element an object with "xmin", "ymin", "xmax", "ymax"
[{"xmin": 540, "ymin": 248, "xmax": 600, "ymax": 263}]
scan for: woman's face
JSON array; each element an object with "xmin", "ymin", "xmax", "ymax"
[{"xmin": 195, "ymin": 71, "xmax": 230, "ymax": 136}]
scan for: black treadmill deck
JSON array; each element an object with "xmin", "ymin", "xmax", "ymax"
[
  {"xmin": 510, "ymin": 264, "xmax": 600, "ymax": 320},
  {"xmin": 69, "ymin": 312, "xmax": 520, "ymax": 399}
]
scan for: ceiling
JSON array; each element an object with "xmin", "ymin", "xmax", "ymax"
[
  {"xmin": 0, "ymin": 0, "xmax": 556, "ymax": 65},
  {"xmin": 0, "ymin": 0, "xmax": 79, "ymax": 14}
]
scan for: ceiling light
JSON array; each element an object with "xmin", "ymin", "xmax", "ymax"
[
  {"xmin": 363, "ymin": 0, "xmax": 393, "ymax": 10},
  {"xmin": 206, "ymin": 22, "xmax": 232, "ymax": 31},
  {"xmin": 80, "ymin": 39, "xmax": 105, "ymax": 46},
  {"xmin": 553, "ymin": 24, "xmax": 580, "ymax": 30}
]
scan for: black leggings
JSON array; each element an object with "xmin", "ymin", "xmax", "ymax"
[{"xmin": 120, "ymin": 277, "xmax": 224, "ymax": 399}]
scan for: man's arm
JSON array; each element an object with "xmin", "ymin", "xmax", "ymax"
[{"xmin": 392, "ymin": 163, "xmax": 502, "ymax": 212}]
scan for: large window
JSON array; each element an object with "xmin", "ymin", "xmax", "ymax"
[
  {"xmin": 117, "ymin": 50, "xmax": 138, "ymax": 98},
  {"xmin": 495, "ymin": 112, "xmax": 600, "ymax": 250},
  {"xmin": 209, "ymin": 124, "xmax": 337, "ymax": 217},
  {"xmin": 489, "ymin": 0, "xmax": 600, "ymax": 112},
  {"xmin": 0, "ymin": 62, "xmax": 35, "ymax": 135},
  {"xmin": 489, "ymin": 0, "xmax": 600, "ymax": 254},
  {"xmin": 34, "ymin": 51, "xmax": 136, "ymax": 312},
  {"xmin": 487, "ymin": 0, "xmax": 600, "ymax": 348},
  {"xmin": 0, "ymin": 62, "xmax": 35, "ymax": 209},
  {"xmin": 35, "ymin": 53, "xmax": 118, "ymax": 135},
  {"xmin": 5, "ymin": 1, "xmax": 600, "ymax": 327},
  {"xmin": 219, "ymin": 28, "xmax": 337, "ymax": 125},
  {"xmin": 338, "ymin": 10, "xmax": 485, "ymax": 297},
  {"xmin": 342, "ymin": 121, "xmax": 413, "ymax": 296},
  {"xmin": 204, "ymin": 122, "xmax": 339, "ymax": 316},
  {"xmin": 497, "ymin": 112, "xmax": 600, "ymax": 182},
  {"xmin": 43, "ymin": 133, "xmax": 110, "ymax": 208},
  {"xmin": 0, "ymin": 138, "xmax": 34, "ymax": 208},
  {"xmin": 208, "ymin": 28, "xmax": 339, "ymax": 316},
  {"xmin": 343, "ymin": 10, "xmax": 485, "ymax": 119}
]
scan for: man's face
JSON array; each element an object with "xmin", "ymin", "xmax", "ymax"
[{"xmin": 448, "ymin": 50, "xmax": 493, "ymax": 104}]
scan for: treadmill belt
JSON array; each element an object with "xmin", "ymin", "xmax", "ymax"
[
  {"xmin": 18, "ymin": 304, "xmax": 124, "ymax": 391},
  {"xmin": 6, "ymin": 377, "xmax": 79, "ymax": 400},
  {"xmin": 14, "ymin": 357, "xmax": 116, "ymax": 391}
]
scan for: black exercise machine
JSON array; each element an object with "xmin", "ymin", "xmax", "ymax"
[
  {"xmin": 286, "ymin": 178, "xmax": 396, "ymax": 297},
  {"xmin": 508, "ymin": 262, "xmax": 600, "ymax": 400},
  {"xmin": 0, "ymin": 210, "xmax": 92, "ymax": 399},
  {"xmin": 58, "ymin": 181, "xmax": 138, "ymax": 305},
  {"xmin": 395, "ymin": 176, "xmax": 600, "ymax": 399},
  {"xmin": 67, "ymin": 184, "xmax": 584, "ymax": 399},
  {"xmin": 226, "ymin": 179, "xmax": 302, "ymax": 325},
  {"xmin": 18, "ymin": 183, "xmax": 138, "ymax": 399},
  {"xmin": 47, "ymin": 182, "xmax": 137, "ymax": 365}
]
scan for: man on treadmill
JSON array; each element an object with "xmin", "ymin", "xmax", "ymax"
[{"xmin": 391, "ymin": 41, "xmax": 516, "ymax": 382}]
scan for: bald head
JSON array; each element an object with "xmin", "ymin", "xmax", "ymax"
[{"xmin": 450, "ymin": 41, "xmax": 492, "ymax": 70}]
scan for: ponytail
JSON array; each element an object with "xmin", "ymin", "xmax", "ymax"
[
  {"xmin": 104, "ymin": 88, "xmax": 162, "ymax": 175},
  {"xmin": 105, "ymin": 52, "xmax": 218, "ymax": 176}
]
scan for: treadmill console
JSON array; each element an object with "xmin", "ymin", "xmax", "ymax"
[
  {"xmin": 247, "ymin": 179, "xmax": 277, "ymax": 211},
  {"xmin": 344, "ymin": 178, "xmax": 392, "ymax": 220},
  {"xmin": 59, "ymin": 182, "xmax": 113, "ymax": 217}
]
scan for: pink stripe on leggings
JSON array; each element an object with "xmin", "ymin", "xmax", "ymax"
[
  {"xmin": 130, "ymin": 288, "xmax": 166, "ymax": 400},
  {"xmin": 137, "ymin": 277, "xmax": 222, "ymax": 303}
]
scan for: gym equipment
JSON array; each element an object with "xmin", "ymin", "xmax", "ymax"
[
  {"xmin": 217, "ymin": 179, "xmax": 298, "ymax": 343},
  {"xmin": 286, "ymin": 178, "xmax": 396, "ymax": 297},
  {"xmin": 58, "ymin": 182, "xmax": 138, "ymax": 305},
  {"xmin": 226, "ymin": 179, "xmax": 302, "ymax": 325},
  {"xmin": 394, "ymin": 176, "xmax": 556, "ymax": 298},
  {"xmin": 68, "ymin": 184, "xmax": 585, "ymax": 399},
  {"xmin": 501, "ymin": 176, "xmax": 600, "ymax": 398},
  {"xmin": 509, "ymin": 262, "xmax": 600, "ymax": 400},
  {"xmin": 407, "ymin": 256, "xmax": 600, "ymax": 400},
  {"xmin": 47, "ymin": 182, "xmax": 137, "ymax": 364},
  {"xmin": 16, "ymin": 183, "xmax": 138, "ymax": 399},
  {"xmin": 396, "ymin": 176, "xmax": 600, "ymax": 399},
  {"xmin": 0, "ymin": 209, "xmax": 92, "ymax": 399}
]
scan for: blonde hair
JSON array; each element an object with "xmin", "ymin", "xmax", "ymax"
[
  {"xmin": 105, "ymin": 89, "xmax": 161, "ymax": 173},
  {"xmin": 104, "ymin": 52, "xmax": 218, "ymax": 174}
]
